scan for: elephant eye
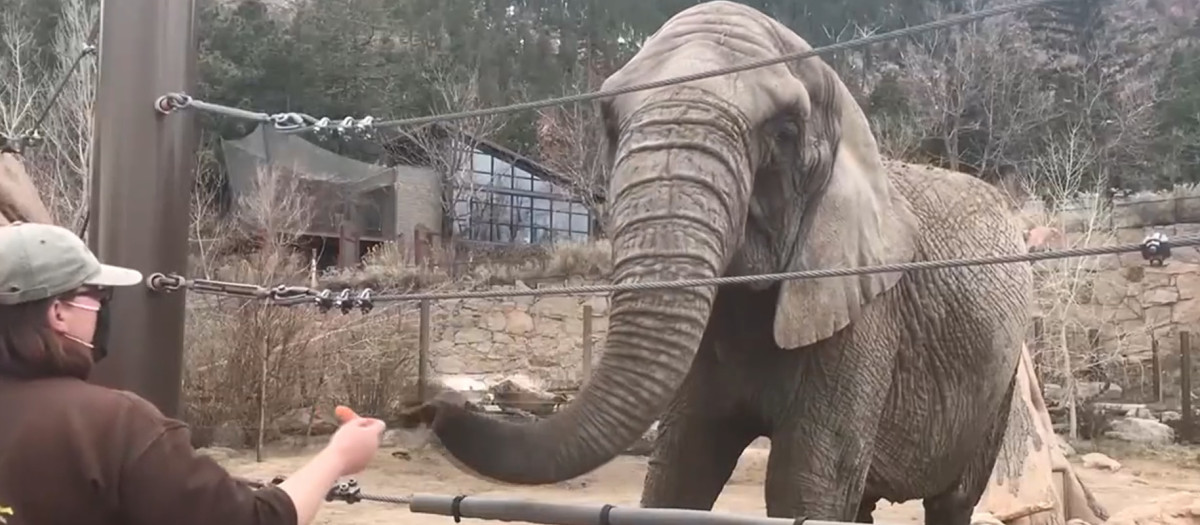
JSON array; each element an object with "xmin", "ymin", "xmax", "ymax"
[{"xmin": 779, "ymin": 121, "xmax": 800, "ymax": 138}]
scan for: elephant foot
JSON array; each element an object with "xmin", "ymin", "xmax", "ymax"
[
  {"xmin": 856, "ymin": 497, "xmax": 879, "ymax": 523},
  {"xmin": 925, "ymin": 490, "xmax": 978, "ymax": 525}
]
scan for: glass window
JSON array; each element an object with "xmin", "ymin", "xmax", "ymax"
[
  {"xmin": 552, "ymin": 210, "xmax": 569, "ymax": 230},
  {"xmin": 532, "ymin": 198, "xmax": 551, "ymax": 210},
  {"xmin": 571, "ymin": 203, "xmax": 588, "ymax": 214},
  {"xmin": 493, "ymin": 224, "xmax": 512, "ymax": 242},
  {"xmin": 513, "ymin": 207, "xmax": 532, "ymax": 227},
  {"xmin": 469, "ymin": 199, "xmax": 489, "ymax": 221},
  {"xmin": 513, "ymin": 196, "xmax": 532, "ymax": 210},
  {"xmin": 472, "ymin": 170, "xmax": 491, "ymax": 186},
  {"xmin": 532, "ymin": 177, "xmax": 552, "ymax": 194},
  {"xmin": 493, "ymin": 173, "xmax": 512, "ymax": 189},
  {"xmin": 570, "ymin": 214, "xmax": 589, "ymax": 233},
  {"xmin": 512, "ymin": 169, "xmax": 533, "ymax": 191},
  {"xmin": 494, "ymin": 158, "xmax": 513, "ymax": 176},
  {"xmin": 533, "ymin": 210, "xmax": 551, "ymax": 227},
  {"xmin": 516, "ymin": 225, "xmax": 531, "ymax": 243},
  {"xmin": 471, "ymin": 222, "xmax": 491, "ymax": 240},
  {"xmin": 570, "ymin": 231, "xmax": 589, "ymax": 243},
  {"xmin": 472, "ymin": 151, "xmax": 491, "ymax": 172}
]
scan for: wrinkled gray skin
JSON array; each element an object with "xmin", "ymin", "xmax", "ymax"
[{"xmin": 400, "ymin": 2, "xmax": 1032, "ymax": 524}]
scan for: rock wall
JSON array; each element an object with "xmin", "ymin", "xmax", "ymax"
[
  {"xmin": 1019, "ymin": 190, "xmax": 1200, "ymax": 402},
  {"xmin": 426, "ymin": 283, "xmax": 608, "ymax": 387}
]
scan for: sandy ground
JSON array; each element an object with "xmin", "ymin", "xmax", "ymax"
[{"xmin": 212, "ymin": 439, "xmax": 1200, "ymax": 525}]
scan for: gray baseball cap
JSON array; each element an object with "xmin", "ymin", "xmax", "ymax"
[{"xmin": 0, "ymin": 222, "xmax": 144, "ymax": 305}]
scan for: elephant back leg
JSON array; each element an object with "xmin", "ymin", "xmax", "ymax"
[
  {"xmin": 640, "ymin": 333, "xmax": 762, "ymax": 510},
  {"xmin": 923, "ymin": 372, "xmax": 1019, "ymax": 525}
]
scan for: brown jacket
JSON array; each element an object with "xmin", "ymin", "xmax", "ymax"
[{"xmin": 0, "ymin": 376, "xmax": 297, "ymax": 525}]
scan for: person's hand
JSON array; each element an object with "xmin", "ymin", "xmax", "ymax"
[{"xmin": 326, "ymin": 406, "xmax": 386, "ymax": 476}]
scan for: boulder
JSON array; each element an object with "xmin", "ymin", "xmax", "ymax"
[
  {"xmin": 1105, "ymin": 492, "xmax": 1200, "ymax": 525},
  {"xmin": 1104, "ymin": 417, "xmax": 1175, "ymax": 446},
  {"xmin": 490, "ymin": 375, "xmax": 565, "ymax": 416},
  {"xmin": 1081, "ymin": 452, "xmax": 1121, "ymax": 472}
]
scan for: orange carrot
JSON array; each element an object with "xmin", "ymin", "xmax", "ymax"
[{"xmin": 334, "ymin": 405, "xmax": 359, "ymax": 423}]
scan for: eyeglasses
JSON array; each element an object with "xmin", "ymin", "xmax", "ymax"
[
  {"xmin": 65, "ymin": 300, "xmax": 100, "ymax": 312},
  {"xmin": 61, "ymin": 286, "xmax": 112, "ymax": 308},
  {"xmin": 77, "ymin": 286, "xmax": 112, "ymax": 301}
]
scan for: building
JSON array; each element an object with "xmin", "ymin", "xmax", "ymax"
[{"xmin": 219, "ymin": 123, "xmax": 602, "ymax": 269}]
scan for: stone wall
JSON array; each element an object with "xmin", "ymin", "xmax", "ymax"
[
  {"xmin": 425, "ymin": 283, "xmax": 609, "ymax": 387},
  {"xmin": 1019, "ymin": 189, "xmax": 1200, "ymax": 402}
]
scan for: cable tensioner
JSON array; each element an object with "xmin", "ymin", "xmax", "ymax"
[{"xmin": 314, "ymin": 288, "xmax": 374, "ymax": 314}]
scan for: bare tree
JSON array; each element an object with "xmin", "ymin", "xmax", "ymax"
[
  {"xmin": 389, "ymin": 60, "xmax": 503, "ymax": 248},
  {"xmin": 0, "ymin": 11, "xmax": 42, "ymax": 140},
  {"xmin": 0, "ymin": 1, "xmax": 96, "ymax": 231},
  {"xmin": 235, "ymin": 162, "xmax": 316, "ymax": 254},
  {"xmin": 893, "ymin": 0, "xmax": 1056, "ymax": 183},
  {"xmin": 182, "ymin": 160, "xmax": 420, "ymax": 453},
  {"xmin": 1019, "ymin": 114, "xmax": 1159, "ymax": 439},
  {"xmin": 189, "ymin": 133, "xmax": 233, "ymax": 280},
  {"xmin": 36, "ymin": 0, "xmax": 97, "ymax": 232},
  {"xmin": 535, "ymin": 74, "xmax": 610, "ymax": 234}
]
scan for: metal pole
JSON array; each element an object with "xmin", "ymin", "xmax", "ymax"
[
  {"xmin": 88, "ymin": 0, "xmax": 197, "ymax": 418},
  {"xmin": 418, "ymin": 299, "xmax": 430, "ymax": 402},
  {"xmin": 1181, "ymin": 331, "xmax": 1193, "ymax": 443},
  {"xmin": 1151, "ymin": 335, "xmax": 1162, "ymax": 403},
  {"xmin": 582, "ymin": 304, "xmax": 593, "ymax": 382},
  {"xmin": 408, "ymin": 494, "xmax": 866, "ymax": 525}
]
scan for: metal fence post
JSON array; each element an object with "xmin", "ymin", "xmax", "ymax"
[{"xmin": 88, "ymin": 0, "xmax": 198, "ymax": 418}]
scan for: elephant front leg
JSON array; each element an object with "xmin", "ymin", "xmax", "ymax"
[
  {"xmin": 763, "ymin": 345, "xmax": 892, "ymax": 522},
  {"xmin": 640, "ymin": 338, "xmax": 760, "ymax": 510},
  {"xmin": 640, "ymin": 406, "xmax": 759, "ymax": 509}
]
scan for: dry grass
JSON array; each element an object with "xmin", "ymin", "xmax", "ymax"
[
  {"xmin": 182, "ymin": 249, "xmax": 422, "ymax": 450},
  {"xmin": 180, "ymin": 236, "xmax": 614, "ymax": 450},
  {"xmin": 322, "ymin": 238, "xmax": 613, "ymax": 291}
]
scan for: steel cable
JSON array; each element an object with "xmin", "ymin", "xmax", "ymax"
[
  {"xmin": 154, "ymin": 0, "xmax": 1061, "ymax": 134},
  {"xmin": 149, "ymin": 233, "xmax": 1186, "ymax": 305}
]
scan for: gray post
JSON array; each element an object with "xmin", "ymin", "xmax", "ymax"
[{"xmin": 87, "ymin": 0, "xmax": 198, "ymax": 418}]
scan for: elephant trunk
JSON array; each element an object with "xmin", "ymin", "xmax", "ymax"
[{"xmin": 421, "ymin": 99, "xmax": 747, "ymax": 484}]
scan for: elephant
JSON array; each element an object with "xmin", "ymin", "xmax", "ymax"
[{"xmin": 399, "ymin": 2, "xmax": 1036, "ymax": 524}]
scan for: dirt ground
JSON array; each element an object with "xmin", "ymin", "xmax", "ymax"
[{"xmin": 212, "ymin": 439, "xmax": 1200, "ymax": 525}]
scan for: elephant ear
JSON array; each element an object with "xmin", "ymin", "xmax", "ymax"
[{"xmin": 772, "ymin": 70, "xmax": 919, "ymax": 350}]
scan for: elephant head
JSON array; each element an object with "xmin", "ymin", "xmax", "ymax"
[{"xmin": 400, "ymin": 1, "xmax": 918, "ymax": 484}]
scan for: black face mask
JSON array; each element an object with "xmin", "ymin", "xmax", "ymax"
[{"xmin": 90, "ymin": 297, "xmax": 112, "ymax": 363}]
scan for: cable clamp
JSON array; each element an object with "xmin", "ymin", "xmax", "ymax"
[{"xmin": 1141, "ymin": 232, "xmax": 1171, "ymax": 267}]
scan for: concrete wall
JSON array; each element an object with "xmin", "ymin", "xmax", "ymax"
[{"xmin": 393, "ymin": 164, "xmax": 443, "ymax": 257}]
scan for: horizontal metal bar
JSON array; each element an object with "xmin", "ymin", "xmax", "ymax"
[{"xmin": 409, "ymin": 494, "xmax": 868, "ymax": 525}]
